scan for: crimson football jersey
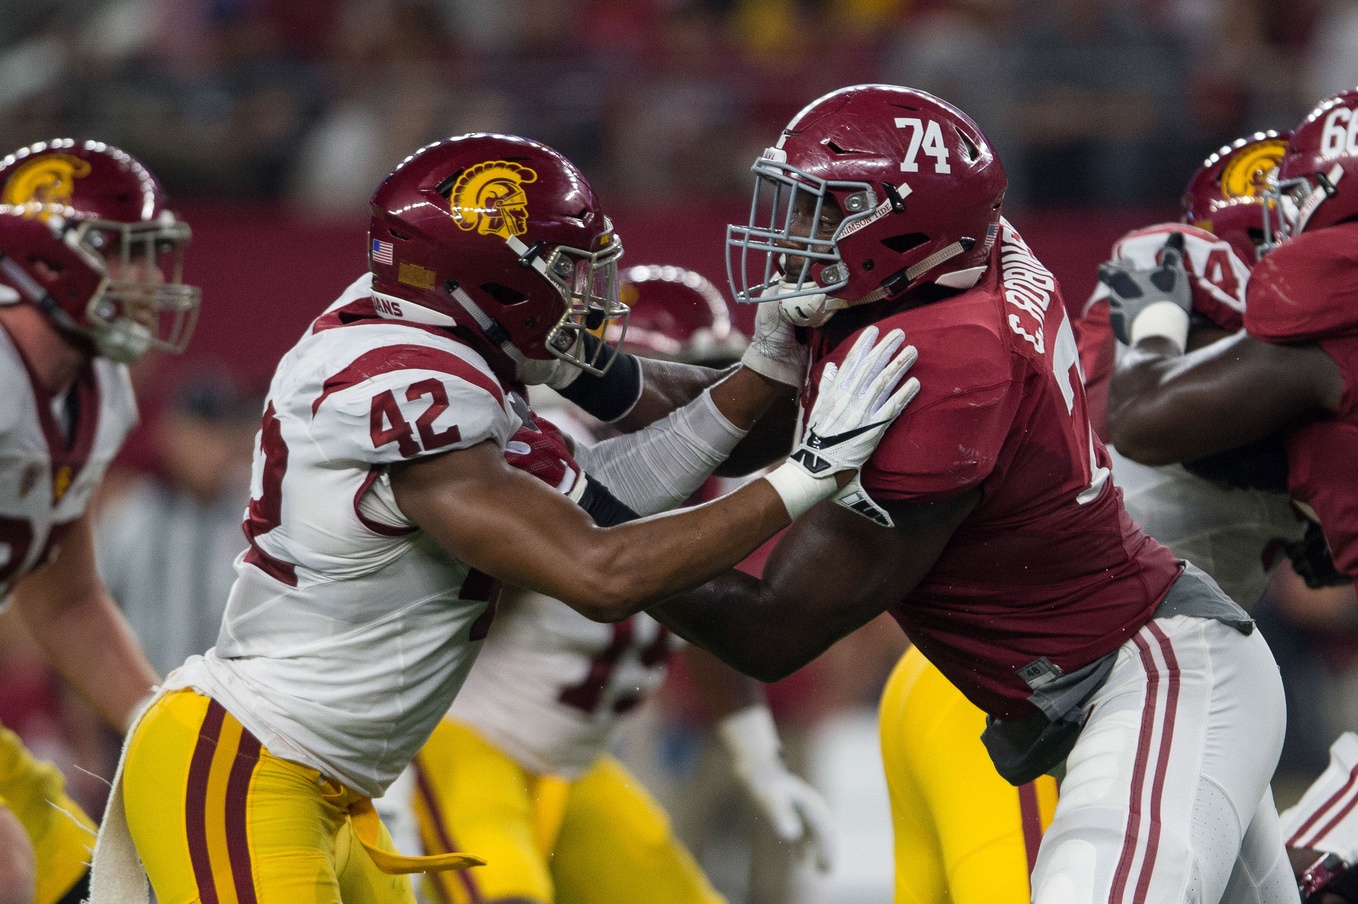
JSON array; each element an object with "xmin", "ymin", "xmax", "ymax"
[
  {"xmin": 807, "ymin": 221, "xmax": 1182, "ymax": 720},
  {"xmin": 1245, "ymin": 221, "xmax": 1358, "ymax": 578}
]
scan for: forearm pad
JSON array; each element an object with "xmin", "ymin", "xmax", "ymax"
[
  {"xmin": 574, "ymin": 387, "xmax": 750, "ymax": 516},
  {"xmin": 555, "ymin": 335, "xmax": 644, "ymax": 423}
]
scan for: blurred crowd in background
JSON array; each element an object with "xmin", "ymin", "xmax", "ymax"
[
  {"xmin": 3, "ymin": 1, "xmax": 1358, "ymax": 901},
  {"xmin": 0, "ymin": 0, "xmax": 1355, "ymax": 211}
]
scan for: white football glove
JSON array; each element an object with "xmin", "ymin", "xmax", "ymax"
[
  {"xmin": 833, "ymin": 473, "xmax": 894, "ymax": 527},
  {"xmin": 740, "ymin": 299, "xmax": 809, "ymax": 387},
  {"xmin": 718, "ymin": 706, "xmax": 836, "ymax": 873},
  {"xmin": 764, "ymin": 325, "xmax": 920, "ymax": 519}
]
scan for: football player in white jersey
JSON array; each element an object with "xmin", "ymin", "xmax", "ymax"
[
  {"xmin": 413, "ymin": 265, "xmax": 833, "ymax": 904},
  {"xmin": 91, "ymin": 133, "xmax": 921, "ymax": 904},
  {"xmin": 0, "ymin": 140, "xmax": 200, "ymax": 904}
]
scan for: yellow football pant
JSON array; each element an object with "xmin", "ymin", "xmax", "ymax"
[
  {"xmin": 0, "ymin": 723, "xmax": 95, "ymax": 904},
  {"xmin": 879, "ymin": 646, "xmax": 1059, "ymax": 904},
  {"xmin": 122, "ymin": 689, "xmax": 421, "ymax": 904},
  {"xmin": 413, "ymin": 718, "xmax": 725, "ymax": 904}
]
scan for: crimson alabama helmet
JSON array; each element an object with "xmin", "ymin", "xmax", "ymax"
[
  {"xmin": 369, "ymin": 133, "xmax": 627, "ymax": 382},
  {"xmin": 609, "ymin": 265, "xmax": 747, "ymax": 366},
  {"xmin": 1181, "ymin": 130, "xmax": 1289, "ymax": 264},
  {"xmin": 727, "ymin": 84, "xmax": 1006, "ymax": 325},
  {"xmin": 1262, "ymin": 87, "xmax": 1358, "ymax": 250},
  {"xmin": 0, "ymin": 139, "xmax": 198, "ymax": 362}
]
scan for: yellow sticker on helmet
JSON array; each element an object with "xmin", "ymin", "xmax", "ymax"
[
  {"xmin": 449, "ymin": 161, "xmax": 537, "ymax": 239},
  {"xmin": 2, "ymin": 154, "xmax": 91, "ymax": 218}
]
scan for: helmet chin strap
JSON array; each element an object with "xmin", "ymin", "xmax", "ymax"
[
  {"xmin": 1296, "ymin": 163, "xmax": 1344, "ymax": 233},
  {"xmin": 782, "ymin": 237, "xmax": 982, "ymax": 326},
  {"xmin": 442, "ymin": 282, "xmax": 540, "ymax": 377}
]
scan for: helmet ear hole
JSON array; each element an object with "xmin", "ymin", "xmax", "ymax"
[
  {"xmin": 480, "ymin": 282, "xmax": 528, "ymax": 307},
  {"xmin": 958, "ymin": 130, "xmax": 980, "ymax": 162},
  {"xmin": 882, "ymin": 233, "xmax": 927, "ymax": 254}
]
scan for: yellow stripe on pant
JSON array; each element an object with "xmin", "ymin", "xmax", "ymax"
[
  {"xmin": 122, "ymin": 689, "xmax": 475, "ymax": 904},
  {"xmin": 0, "ymin": 724, "xmax": 96, "ymax": 904}
]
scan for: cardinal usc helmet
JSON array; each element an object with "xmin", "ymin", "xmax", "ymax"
[
  {"xmin": 0, "ymin": 208, "xmax": 111, "ymax": 341},
  {"xmin": 369, "ymin": 133, "xmax": 626, "ymax": 382},
  {"xmin": 1263, "ymin": 87, "xmax": 1358, "ymax": 250},
  {"xmin": 1181, "ymin": 130, "xmax": 1289, "ymax": 264},
  {"xmin": 727, "ymin": 84, "xmax": 1006, "ymax": 326},
  {"xmin": 0, "ymin": 139, "xmax": 198, "ymax": 362},
  {"xmin": 609, "ymin": 265, "xmax": 747, "ymax": 366}
]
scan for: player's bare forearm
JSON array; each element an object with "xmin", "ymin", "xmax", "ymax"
[
  {"xmin": 1108, "ymin": 331, "xmax": 1343, "ymax": 465},
  {"xmin": 716, "ymin": 388, "xmax": 798, "ymax": 476},
  {"xmin": 393, "ymin": 441, "xmax": 800, "ymax": 622},
  {"xmin": 10, "ymin": 515, "xmax": 158, "ymax": 729},
  {"xmin": 652, "ymin": 491, "xmax": 976, "ymax": 681},
  {"xmin": 613, "ymin": 358, "xmax": 729, "ymax": 430},
  {"xmin": 681, "ymin": 643, "xmax": 764, "ymax": 719}
]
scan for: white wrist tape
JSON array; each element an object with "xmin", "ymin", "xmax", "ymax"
[
  {"xmin": 763, "ymin": 460, "xmax": 837, "ymax": 520},
  {"xmin": 740, "ymin": 345, "xmax": 798, "ymax": 388},
  {"xmin": 574, "ymin": 387, "xmax": 749, "ymax": 516},
  {"xmin": 718, "ymin": 705, "xmax": 782, "ymax": 773},
  {"xmin": 1129, "ymin": 300, "xmax": 1190, "ymax": 355}
]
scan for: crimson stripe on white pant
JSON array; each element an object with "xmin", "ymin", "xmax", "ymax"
[{"xmin": 1110, "ymin": 623, "xmax": 1182, "ymax": 904}]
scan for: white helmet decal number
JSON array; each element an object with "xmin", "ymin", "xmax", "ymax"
[
  {"xmin": 1320, "ymin": 106, "xmax": 1358, "ymax": 158},
  {"xmin": 896, "ymin": 117, "xmax": 952, "ymax": 174}
]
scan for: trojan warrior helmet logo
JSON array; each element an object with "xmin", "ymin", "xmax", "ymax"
[
  {"xmin": 1220, "ymin": 139, "xmax": 1288, "ymax": 199},
  {"xmin": 449, "ymin": 161, "xmax": 537, "ymax": 239},
  {"xmin": 1, "ymin": 154, "xmax": 92, "ymax": 219}
]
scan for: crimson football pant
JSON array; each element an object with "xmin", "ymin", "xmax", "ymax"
[{"xmin": 1030, "ymin": 615, "xmax": 1296, "ymax": 904}]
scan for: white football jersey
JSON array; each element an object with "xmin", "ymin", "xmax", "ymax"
[
  {"xmin": 1085, "ymin": 223, "xmax": 1250, "ymax": 320},
  {"xmin": 450, "ymin": 593, "xmax": 682, "ymax": 778},
  {"xmin": 164, "ymin": 274, "xmax": 520, "ymax": 798},
  {"xmin": 0, "ymin": 327, "xmax": 137, "ymax": 599}
]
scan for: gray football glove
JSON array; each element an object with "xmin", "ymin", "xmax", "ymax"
[{"xmin": 1097, "ymin": 231, "xmax": 1192, "ymax": 346}]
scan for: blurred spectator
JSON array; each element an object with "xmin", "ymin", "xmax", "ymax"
[
  {"xmin": 0, "ymin": 0, "xmax": 1329, "ymax": 209},
  {"xmin": 880, "ymin": 0, "xmax": 1020, "ymax": 178},
  {"xmin": 94, "ymin": 367, "xmax": 258, "ymax": 677},
  {"xmin": 1305, "ymin": 0, "xmax": 1358, "ymax": 102},
  {"xmin": 1008, "ymin": 0, "xmax": 1190, "ymax": 204}
]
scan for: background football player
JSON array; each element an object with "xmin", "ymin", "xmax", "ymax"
[
  {"xmin": 0, "ymin": 140, "xmax": 199, "ymax": 904},
  {"xmin": 648, "ymin": 83, "xmax": 1297, "ymax": 903},
  {"xmin": 88, "ymin": 133, "xmax": 919, "ymax": 904},
  {"xmin": 1101, "ymin": 85, "xmax": 1358, "ymax": 902}
]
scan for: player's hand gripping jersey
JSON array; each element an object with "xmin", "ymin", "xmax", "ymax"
[
  {"xmin": 808, "ymin": 221, "xmax": 1183, "ymax": 720},
  {"xmin": 164, "ymin": 274, "xmax": 532, "ymax": 798},
  {"xmin": 1080, "ymin": 223, "xmax": 1251, "ymax": 437},
  {"xmin": 1078, "ymin": 223, "xmax": 1300, "ymax": 607},
  {"xmin": 1245, "ymin": 220, "xmax": 1358, "ymax": 579},
  {"xmin": 0, "ymin": 329, "xmax": 137, "ymax": 597}
]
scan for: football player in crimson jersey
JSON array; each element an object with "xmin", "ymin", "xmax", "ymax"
[
  {"xmin": 1104, "ymin": 87, "xmax": 1358, "ymax": 902},
  {"xmin": 866, "ymin": 132, "xmax": 1300, "ymax": 904},
  {"xmin": 1079, "ymin": 131, "xmax": 1301, "ymax": 609},
  {"xmin": 0, "ymin": 140, "xmax": 200, "ymax": 904},
  {"xmin": 409, "ymin": 267, "xmax": 833, "ymax": 904},
  {"xmin": 90, "ymin": 134, "xmax": 920, "ymax": 904},
  {"xmin": 645, "ymin": 84, "xmax": 1297, "ymax": 904}
]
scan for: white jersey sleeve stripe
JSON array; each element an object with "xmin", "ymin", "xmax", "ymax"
[{"xmin": 312, "ymin": 344, "xmax": 505, "ymax": 416}]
